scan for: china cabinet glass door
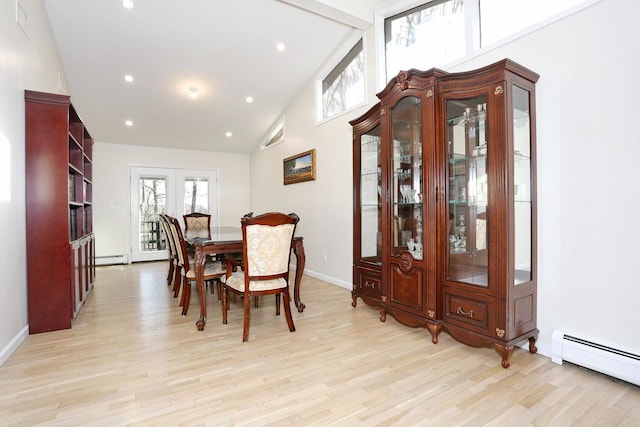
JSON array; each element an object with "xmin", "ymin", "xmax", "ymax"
[
  {"xmin": 391, "ymin": 96, "xmax": 423, "ymax": 260},
  {"xmin": 359, "ymin": 125, "xmax": 382, "ymax": 265},
  {"xmin": 513, "ymin": 85, "xmax": 532, "ymax": 285},
  {"xmin": 446, "ymin": 96, "xmax": 488, "ymax": 285}
]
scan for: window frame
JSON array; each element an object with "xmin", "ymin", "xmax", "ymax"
[
  {"xmin": 375, "ymin": 0, "xmax": 602, "ymax": 86},
  {"xmin": 261, "ymin": 120, "xmax": 285, "ymax": 151},
  {"xmin": 315, "ymin": 31, "xmax": 367, "ymax": 125}
]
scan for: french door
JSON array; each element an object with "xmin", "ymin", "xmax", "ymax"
[{"xmin": 130, "ymin": 166, "xmax": 219, "ymax": 262}]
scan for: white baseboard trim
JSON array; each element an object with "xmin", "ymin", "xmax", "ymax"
[
  {"xmin": 293, "ymin": 266, "xmax": 351, "ymax": 290},
  {"xmin": 95, "ymin": 255, "xmax": 127, "ymax": 266},
  {"xmin": 0, "ymin": 325, "xmax": 28, "ymax": 367}
]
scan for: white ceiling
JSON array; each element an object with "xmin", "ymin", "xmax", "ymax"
[{"xmin": 42, "ymin": 0, "xmax": 383, "ymax": 154}]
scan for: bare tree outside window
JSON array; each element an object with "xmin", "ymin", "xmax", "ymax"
[
  {"xmin": 385, "ymin": 0, "xmax": 584, "ymax": 82},
  {"xmin": 385, "ymin": 0, "xmax": 466, "ymax": 79},
  {"xmin": 322, "ymin": 39, "xmax": 365, "ymax": 120},
  {"xmin": 139, "ymin": 177, "xmax": 167, "ymax": 250},
  {"xmin": 184, "ymin": 177, "xmax": 209, "ymax": 214}
]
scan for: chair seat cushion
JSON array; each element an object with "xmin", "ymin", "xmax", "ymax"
[
  {"xmin": 186, "ymin": 261, "xmax": 225, "ymax": 279},
  {"xmin": 225, "ymin": 272, "xmax": 286, "ymax": 292}
]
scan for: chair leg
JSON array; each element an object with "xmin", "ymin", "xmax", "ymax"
[
  {"xmin": 222, "ymin": 287, "xmax": 228, "ymax": 324},
  {"xmin": 275, "ymin": 294, "xmax": 281, "ymax": 316},
  {"xmin": 181, "ymin": 278, "xmax": 190, "ymax": 316},
  {"xmin": 242, "ymin": 293, "xmax": 251, "ymax": 342},
  {"xmin": 178, "ymin": 277, "xmax": 186, "ymax": 307},
  {"xmin": 167, "ymin": 260, "xmax": 174, "ymax": 287},
  {"xmin": 282, "ymin": 288, "xmax": 295, "ymax": 333},
  {"xmin": 173, "ymin": 266, "xmax": 182, "ymax": 298},
  {"xmin": 217, "ymin": 281, "xmax": 222, "ymax": 301}
]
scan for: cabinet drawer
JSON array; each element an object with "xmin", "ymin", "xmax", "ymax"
[
  {"xmin": 355, "ymin": 268, "xmax": 382, "ymax": 296},
  {"xmin": 443, "ymin": 288, "xmax": 494, "ymax": 334}
]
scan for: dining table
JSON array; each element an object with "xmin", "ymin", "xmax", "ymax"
[{"xmin": 190, "ymin": 227, "xmax": 305, "ymax": 331}]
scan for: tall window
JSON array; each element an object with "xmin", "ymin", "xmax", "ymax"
[
  {"xmin": 184, "ymin": 177, "xmax": 209, "ymax": 214},
  {"xmin": 138, "ymin": 177, "xmax": 167, "ymax": 251},
  {"xmin": 320, "ymin": 38, "xmax": 365, "ymax": 121},
  {"xmin": 384, "ymin": 0, "xmax": 589, "ymax": 81}
]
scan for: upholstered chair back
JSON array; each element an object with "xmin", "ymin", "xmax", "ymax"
[
  {"xmin": 167, "ymin": 215, "xmax": 188, "ymax": 269},
  {"xmin": 245, "ymin": 223, "xmax": 296, "ymax": 278},
  {"xmin": 183, "ymin": 212, "xmax": 211, "ymax": 239}
]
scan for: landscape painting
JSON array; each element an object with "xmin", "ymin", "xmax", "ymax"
[{"xmin": 283, "ymin": 149, "xmax": 316, "ymax": 185}]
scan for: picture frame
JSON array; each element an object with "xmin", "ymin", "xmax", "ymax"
[{"xmin": 283, "ymin": 149, "xmax": 316, "ymax": 185}]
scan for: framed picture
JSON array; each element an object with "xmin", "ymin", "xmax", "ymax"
[{"xmin": 283, "ymin": 149, "xmax": 316, "ymax": 185}]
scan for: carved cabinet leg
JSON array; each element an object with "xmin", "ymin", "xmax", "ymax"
[
  {"xmin": 426, "ymin": 323, "xmax": 441, "ymax": 344},
  {"xmin": 494, "ymin": 343, "xmax": 514, "ymax": 369},
  {"xmin": 528, "ymin": 336, "xmax": 538, "ymax": 354},
  {"xmin": 379, "ymin": 307, "xmax": 387, "ymax": 322},
  {"xmin": 351, "ymin": 291, "xmax": 357, "ymax": 308}
]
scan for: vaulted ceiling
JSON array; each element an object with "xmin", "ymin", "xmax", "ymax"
[{"xmin": 43, "ymin": 0, "xmax": 384, "ymax": 154}]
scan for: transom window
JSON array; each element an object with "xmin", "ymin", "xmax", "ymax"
[
  {"xmin": 385, "ymin": 0, "xmax": 471, "ymax": 79},
  {"xmin": 318, "ymin": 38, "xmax": 365, "ymax": 121},
  {"xmin": 384, "ymin": 0, "xmax": 590, "ymax": 81}
]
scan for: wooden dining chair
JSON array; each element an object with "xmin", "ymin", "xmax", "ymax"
[
  {"xmin": 221, "ymin": 212, "xmax": 299, "ymax": 341},
  {"xmin": 159, "ymin": 214, "xmax": 178, "ymax": 289},
  {"xmin": 167, "ymin": 215, "xmax": 225, "ymax": 315},
  {"xmin": 183, "ymin": 212, "xmax": 211, "ymax": 240}
]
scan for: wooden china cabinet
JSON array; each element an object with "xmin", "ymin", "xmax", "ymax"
[
  {"xmin": 351, "ymin": 59, "xmax": 538, "ymax": 368},
  {"xmin": 25, "ymin": 90, "xmax": 95, "ymax": 334}
]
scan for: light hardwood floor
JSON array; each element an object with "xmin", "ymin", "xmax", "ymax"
[{"xmin": 1, "ymin": 262, "xmax": 638, "ymax": 426}]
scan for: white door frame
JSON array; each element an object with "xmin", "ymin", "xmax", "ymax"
[{"xmin": 129, "ymin": 166, "xmax": 219, "ymax": 263}]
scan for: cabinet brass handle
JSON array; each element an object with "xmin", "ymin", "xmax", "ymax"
[
  {"xmin": 456, "ymin": 306, "xmax": 474, "ymax": 318},
  {"xmin": 364, "ymin": 280, "xmax": 376, "ymax": 288}
]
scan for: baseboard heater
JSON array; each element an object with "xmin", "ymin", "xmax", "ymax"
[
  {"xmin": 551, "ymin": 330, "xmax": 640, "ymax": 386},
  {"xmin": 95, "ymin": 255, "xmax": 127, "ymax": 266}
]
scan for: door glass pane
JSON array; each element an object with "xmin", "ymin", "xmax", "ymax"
[
  {"xmin": 391, "ymin": 96, "xmax": 423, "ymax": 259},
  {"xmin": 184, "ymin": 177, "xmax": 209, "ymax": 214},
  {"xmin": 446, "ymin": 96, "xmax": 488, "ymax": 286},
  {"xmin": 360, "ymin": 124, "xmax": 382, "ymax": 265},
  {"xmin": 513, "ymin": 85, "xmax": 532, "ymax": 285},
  {"xmin": 138, "ymin": 177, "xmax": 167, "ymax": 251}
]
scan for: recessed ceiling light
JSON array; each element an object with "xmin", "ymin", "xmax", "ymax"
[
  {"xmin": 124, "ymin": 74, "xmax": 134, "ymax": 83},
  {"xmin": 245, "ymin": 96, "xmax": 253, "ymax": 103},
  {"xmin": 225, "ymin": 131, "xmax": 232, "ymax": 137},
  {"xmin": 276, "ymin": 42, "xmax": 286, "ymax": 51},
  {"xmin": 125, "ymin": 120, "xmax": 133, "ymax": 127},
  {"xmin": 188, "ymin": 86, "xmax": 198, "ymax": 99},
  {"xmin": 122, "ymin": 0, "xmax": 134, "ymax": 9}
]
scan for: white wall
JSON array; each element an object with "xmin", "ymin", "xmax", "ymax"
[
  {"xmin": 0, "ymin": 0, "xmax": 70, "ymax": 364},
  {"xmin": 249, "ymin": 83, "xmax": 355, "ymax": 288},
  {"xmin": 250, "ymin": 0, "xmax": 640, "ymax": 357},
  {"xmin": 94, "ymin": 143, "xmax": 250, "ymax": 260}
]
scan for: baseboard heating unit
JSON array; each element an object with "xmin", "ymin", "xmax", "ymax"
[{"xmin": 551, "ymin": 330, "xmax": 640, "ymax": 386}]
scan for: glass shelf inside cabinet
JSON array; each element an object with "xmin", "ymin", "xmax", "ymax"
[
  {"xmin": 446, "ymin": 96, "xmax": 488, "ymax": 286},
  {"xmin": 360, "ymin": 127, "xmax": 382, "ymax": 265},
  {"xmin": 391, "ymin": 96, "xmax": 423, "ymax": 260},
  {"xmin": 513, "ymin": 84, "xmax": 533, "ymax": 285}
]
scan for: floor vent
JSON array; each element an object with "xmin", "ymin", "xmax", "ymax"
[{"xmin": 551, "ymin": 330, "xmax": 640, "ymax": 386}]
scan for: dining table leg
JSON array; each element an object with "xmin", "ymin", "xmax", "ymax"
[{"xmin": 195, "ymin": 248, "xmax": 207, "ymax": 331}]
